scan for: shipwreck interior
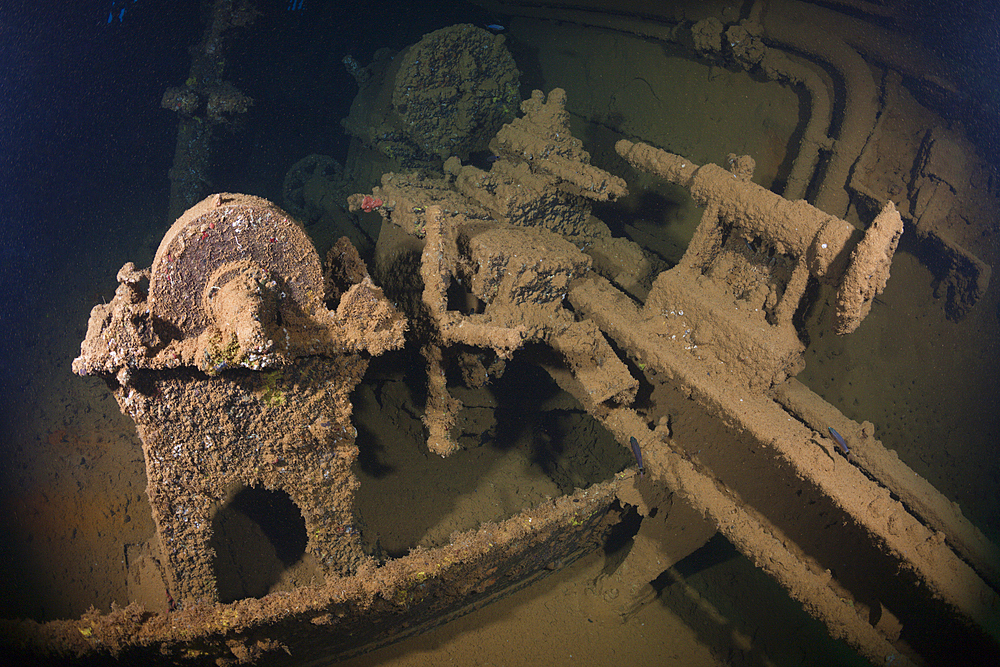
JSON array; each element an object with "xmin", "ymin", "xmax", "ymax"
[{"xmin": 2, "ymin": 0, "xmax": 1000, "ymax": 665}]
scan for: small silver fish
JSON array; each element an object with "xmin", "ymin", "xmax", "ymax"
[
  {"xmin": 629, "ymin": 436, "xmax": 645, "ymax": 477},
  {"xmin": 485, "ymin": 24, "xmax": 505, "ymax": 32},
  {"xmin": 828, "ymin": 427, "xmax": 849, "ymax": 455}
]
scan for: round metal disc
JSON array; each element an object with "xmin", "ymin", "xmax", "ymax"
[{"xmin": 149, "ymin": 193, "xmax": 323, "ymax": 338}]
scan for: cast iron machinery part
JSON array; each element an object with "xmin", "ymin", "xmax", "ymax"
[
  {"xmin": 202, "ymin": 259, "xmax": 279, "ymax": 358},
  {"xmin": 832, "ymin": 200, "xmax": 903, "ymax": 335},
  {"xmin": 149, "ymin": 193, "xmax": 325, "ymax": 340}
]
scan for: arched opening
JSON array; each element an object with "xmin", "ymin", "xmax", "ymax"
[{"xmin": 210, "ymin": 486, "xmax": 307, "ymax": 603}]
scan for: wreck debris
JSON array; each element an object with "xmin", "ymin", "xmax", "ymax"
[
  {"xmin": 342, "ymin": 23, "xmax": 521, "ymax": 168},
  {"xmin": 461, "ymin": 88, "xmax": 628, "ymax": 245},
  {"xmin": 854, "ymin": 119, "xmax": 993, "ymax": 321},
  {"xmin": 162, "ymin": 0, "xmax": 258, "ymax": 221},
  {"xmin": 2, "ymin": 483, "xmax": 623, "ymax": 663},
  {"xmin": 775, "ymin": 378, "xmax": 1000, "ymax": 593},
  {"xmin": 351, "ymin": 88, "xmax": 635, "ymax": 456},
  {"xmin": 617, "ymin": 139, "xmax": 902, "ymax": 337},
  {"xmin": 614, "ymin": 139, "xmax": 900, "ymax": 390},
  {"xmin": 552, "ymin": 137, "xmax": 997, "ymax": 664},
  {"xmin": 42, "ymin": 40, "xmax": 996, "ymax": 662},
  {"xmin": 55, "ymin": 186, "xmax": 627, "ymax": 664},
  {"xmin": 586, "ymin": 406, "xmax": 917, "ymax": 667},
  {"xmin": 833, "ymin": 199, "xmax": 903, "ymax": 335},
  {"xmin": 73, "ymin": 193, "xmax": 407, "ymax": 604}
]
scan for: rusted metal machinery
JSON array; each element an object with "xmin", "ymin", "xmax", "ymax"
[
  {"xmin": 72, "ymin": 194, "xmax": 410, "ymax": 604},
  {"xmin": 577, "ymin": 139, "xmax": 1000, "ymax": 665},
  {"xmin": 360, "ymin": 90, "xmax": 999, "ymax": 664},
  {"xmin": 30, "ymin": 86, "xmax": 997, "ymax": 665},
  {"xmin": 57, "ymin": 185, "xmax": 626, "ymax": 664}
]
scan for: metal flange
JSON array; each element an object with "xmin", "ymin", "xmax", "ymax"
[{"xmin": 149, "ymin": 193, "xmax": 324, "ymax": 339}]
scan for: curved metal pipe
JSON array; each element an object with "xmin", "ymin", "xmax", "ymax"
[
  {"xmin": 757, "ymin": 46, "xmax": 833, "ymax": 201},
  {"xmin": 760, "ymin": 0, "xmax": 880, "ymax": 217},
  {"xmin": 478, "ymin": 0, "xmax": 920, "ymax": 219}
]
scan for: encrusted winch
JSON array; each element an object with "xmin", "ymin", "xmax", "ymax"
[{"xmin": 73, "ymin": 193, "xmax": 407, "ymax": 603}]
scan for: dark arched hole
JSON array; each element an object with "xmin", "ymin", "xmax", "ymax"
[{"xmin": 210, "ymin": 486, "xmax": 307, "ymax": 603}]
